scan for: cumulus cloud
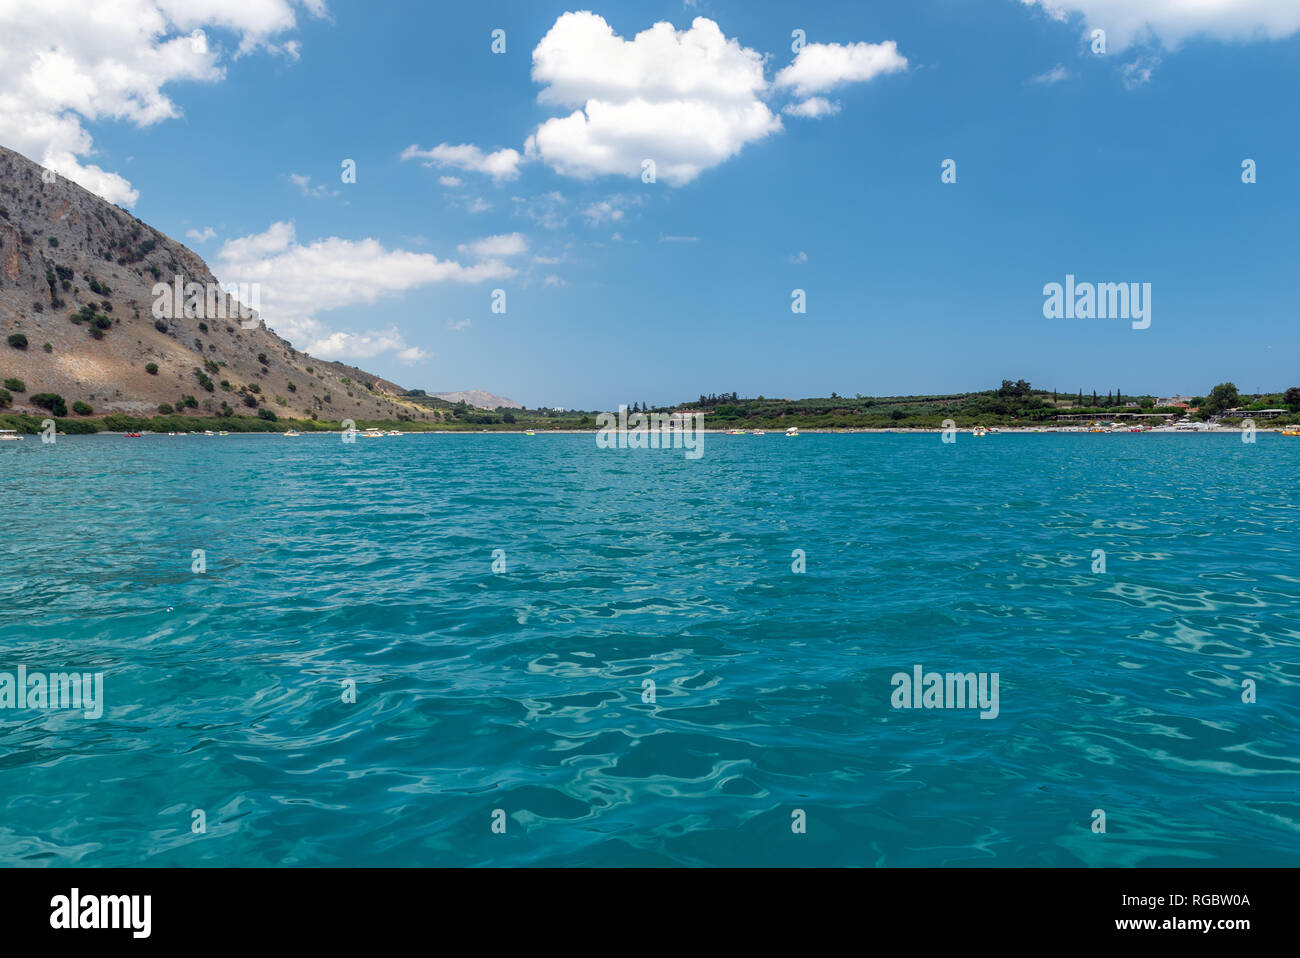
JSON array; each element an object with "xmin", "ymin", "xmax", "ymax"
[
  {"xmin": 309, "ymin": 328, "xmax": 424, "ymax": 362},
  {"xmin": 0, "ymin": 0, "xmax": 324, "ymax": 205},
  {"xmin": 215, "ymin": 221, "xmax": 514, "ymax": 352},
  {"xmin": 396, "ymin": 345, "xmax": 429, "ymax": 364},
  {"xmin": 1018, "ymin": 0, "xmax": 1300, "ymax": 50},
  {"xmin": 446, "ymin": 319, "xmax": 472, "ymax": 331},
  {"xmin": 458, "ymin": 233, "xmax": 528, "ymax": 258},
  {"xmin": 774, "ymin": 41, "xmax": 908, "ymax": 98},
  {"xmin": 783, "ymin": 96, "xmax": 841, "ymax": 118},
  {"xmin": 525, "ymin": 13, "xmax": 782, "ymax": 185},
  {"xmin": 401, "ymin": 142, "xmax": 523, "ymax": 181},
  {"xmin": 186, "ymin": 226, "xmax": 217, "ymax": 243},
  {"xmin": 438, "ymin": 175, "xmax": 463, "ymax": 187},
  {"xmin": 418, "ymin": 15, "xmax": 907, "ymax": 188}
]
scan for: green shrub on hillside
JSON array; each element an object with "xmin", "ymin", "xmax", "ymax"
[
  {"xmin": 72, "ymin": 401, "xmax": 93, "ymax": 415},
  {"xmin": 145, "ymin": 363, "xmax": 159, "ymax": 375},
  {"xmin": 7, "ymin": 334, "xmax": 27, "ymax": 349},
  {"xmin": 30, "ymin": 393, "xmax": 67, "ymax": 416},
  {"xmin": 3, "ymin": 378, "xmax": 23, "ymax": 392}
]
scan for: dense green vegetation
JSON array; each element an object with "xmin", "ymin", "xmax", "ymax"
[{"xmin": 2, "ymin": 379, "xmax": 1297, "ymax": 436}]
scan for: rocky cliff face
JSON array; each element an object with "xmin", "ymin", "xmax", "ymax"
[{"xmin": 0, "ymin": 144, "xmax": 431, "ymax": 423}]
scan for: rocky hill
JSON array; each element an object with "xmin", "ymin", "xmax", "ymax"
[
  {"xmin": 429, "ymin": 390, "xmax": 521, "ymax": 409},
  {"xmin": 0, "ymin": 144, "xmax": 436, "ymax": 424}
]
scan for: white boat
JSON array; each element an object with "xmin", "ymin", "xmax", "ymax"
[
  {"xmin": 753, "ymin": 430, "xmax": 766, "ymax": 436},
  {"xmin": 972, "ymin": 426, "xmax": 988, "ymax": 437},
  {"xmin": 283, "ymin": 429, "xmax": 301, "ymax": 437},
  {"xmin": 0, "ymin": 429, "xmax": 22, "ymax": 442},
  {"xmin": 386, "ymin": 430, "xmax": 401, "ymax": 436},
  {"xmin": 203, "ymin": 430, "xmax": 216, "ymax": 436},
  {"xmin": 785, "ymin": 426, "xmax": 799, "ymax": 437},
  {"xmin": 361, "ymin": 427, "xmax": 384, "ymax": 439}
]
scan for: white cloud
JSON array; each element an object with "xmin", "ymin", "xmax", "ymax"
[
  {"xmin": 215, "ymin": 221, "xmax": 515, "ymax": 351},
  {"xmin": 782, "ymin": 96, "xmax": 841, "ymax": 118},
  {"xmin": 774, "ymin": 41, "xmax": 908, "ymax": 98},
  {"xmin": 438, "ymin": 175, "xmax": 463, "ymax": 187},
  {"xmin": 396, "ymin": 345, "xmax": 429, "ymax": 364},
  {"xmin": 580, "ymin": 201, "xmax": 623, "ymax": 225},
  {"xmin": 446, "ymin": 319, "xmax": 472, "ymax": 331},
  {"xmin": 289, "ymin": 172, "xmax": 331, "ymax": 197},
  {"xmin": 1019, "ymin": 0, "xmax": 1300, "ymax": 50},
  {"xmin": 525, "ymin": 13, "xmax": 782, "ymax": 185},
  {"xmin": 186, "ymin": 226, "xmax": 217, "ymax": 243},
  {"xmin": 0, "ymin": 0, "xmax": 324, "ymax": 206},
  {"xmin": 1121, "ymin": 54, "xmax": 1161, "ymax": 88},
  {"xmin": 439, "ymin": 15, "xmax": 908, "ymax": 188},
  {"xmin": 658, "ymin": 234, "xmax": 699, "ymax": 243},
  {"xmin": 1029, "ymin": 64, "xmax": 1070, "ymax": 85},
  {"xmin": 543, "ymin": 274, "xmax": 567, "ymax": 287},
  {"xmin": 513, "ymin": 192, "xmax": 568, "ymax": 230},
  {"xmin": 401, "ymin": 142, "xmax": 523, "ymax": 181},
  {"xmin": 308, "ymin": 328, "xmax": 417, "ymax": 361},
  {"xmin": 790, "ymin": 250, "xmax": 808, "ymax": 264},
  {"xmin": 458, "ymin": 233, "xmax": 528, "ymax": 258}
]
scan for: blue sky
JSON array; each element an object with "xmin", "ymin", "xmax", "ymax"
[{"xmin": 5, "ymin": 0, "xmax": 1298, "ymax": 408}]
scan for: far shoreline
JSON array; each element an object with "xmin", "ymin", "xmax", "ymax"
[{"xmin": 47, "ymin": 425, "xmax": 1284, "ymax": 436}]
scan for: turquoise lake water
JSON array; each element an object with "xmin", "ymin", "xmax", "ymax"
[{"xmin": 1, "ymin": 432, "xmax": 1298, "ymax": 866}]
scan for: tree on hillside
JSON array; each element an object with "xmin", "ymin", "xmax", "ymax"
[{"xmin": 1284, "ymin": 386, "xmax": 1300, "ymax": 411}]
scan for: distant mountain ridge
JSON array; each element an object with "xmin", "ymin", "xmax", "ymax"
[
  {"xmin": 429, "ymin": 390, "xmax": 522, "ymax": 409},
  {"xmin": 0, "ymin": 143, "xmax": 441, "ymax": 424}
]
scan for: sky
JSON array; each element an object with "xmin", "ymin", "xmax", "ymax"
[{"xmin": 1, "ymin": 0, "xmax": 1297, "ymax": 409}]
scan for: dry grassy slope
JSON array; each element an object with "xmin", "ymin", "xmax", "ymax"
[{"xmin": 0, "ymin": 144, "xmax": 437, "ymax": 423}]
